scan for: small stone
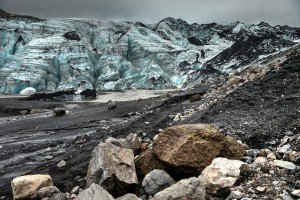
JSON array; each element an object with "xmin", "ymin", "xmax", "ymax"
[
  {"xmin": 267, "ymin": 152, "xmax": 276, "ymax": 160},
  {"xmin": 253, "ymin": 157, "xmax": 268, "ymax": 165},
  {"xmin": 256, "ymin": 186, "xmax": 266, "ymax": 193},
  {"xmin": 292, "ymin": 190, "xmax": 300, "ymax": 198},
  {"xmin": 116, "ymin": 193, "xmax": 142, "ymax": 200},
  {"xmin": 227, "ymin": 191, "xmax": 247, "ymax": 199},
  {"xmin": 74, "ymin": 176, "xmax": 81, "ymax": 182},
  {"xmin": 54, "ymin": 108, "xmax": 66, "ymax": 117},
  {"xmin": 273, "ymin": 160, "xmax": 297, "ymax": 170},
  {"xmin": 158, "ymin": 129, "xmax": 163, "ymax": 133},
  {"xmin": 57, "ymin": 160, "xmax": 67, "ymax": 168},
  {"xmin": 284, "ymin": 131, "xmax": 294, "ymax": 136},
  {"xmin": 37, "ymin": 186, "xmax": 60, "ymax": 199},
  {"xmin": 77, "ymin": 179, "xmax": 86, "ymax": 188},
  {"xmin": 281, "ymin": 194, "xmax": 294, "ymax": 200},
  {"xmin": 45, "ymin": 155, "xmax": 53, "ymax": 160},
  {"xmin": 50, "ymin": 193, "xmax": 68, "ymax": 200},
  {"xmin": 107, "ymin": 101, "xmax": 117, "ymax": 109},
  {"xmin": 173, "ymin": 113, "xmax": 183, "ymax": 122},
  {"xmin": 71, "ymin": 186, "xmax": 80, "ymax": 194},
  {"xmin": 258, "ymin": 149, "xmax": 272, "ymax": 157},
  {"xmin": 245, "ymin": 149, "xmax": 260, "ymax": 158},
  {"xmin": 289, "ymin": 151, "xmax": 300, "ymax": 163},
  {"xmin": 277, "ymin": 144, "xmax": 292, "ymax": 155},
  {"xmin": 45, "ymin": 147, "xmax": 52, "ymax": 152},
  {"xmin": 242, "ymin": 156, "xmax": 253, "ymax": 164},
  {"xmin": 140, "ymin": 143, "xmax": 149, "ymax": 152}
]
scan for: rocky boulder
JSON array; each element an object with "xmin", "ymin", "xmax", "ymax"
[
  {"xmin": 134, "ymin": 149, "xmax": 165, "ymax": 178},
  {"xmin": 11, "ymin": 174, "xmax": 53, "ymax": 200},
  {"xmin": 75, "ymin": 183, "xmax": 114, "ymax": 200},
  {"xmin": 198, "ymin": 157, "xmax": 246, "ymax": 196},
  {"xmin": 86, "ymin": 142, "xmax": 138, "ymax": 197},
  {"xmin": 142, "ymin": 169, "xmax": 175, "ymax": 196},
  {"xmin": 151, "ymin": 177, "xmax": 206, "ymax": 200},
  {"xmin": 37, "ymin": 186, "xmax": 60, "ymax": 199},
  {"xmin": 105, "ymin": 133, "xmax": 141, "ymax": 154},
  {"xmin": 153, "ymin": 124, "xmax": 247, "ymax": 177}
]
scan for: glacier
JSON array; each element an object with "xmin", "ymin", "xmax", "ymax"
[{"xmin": 0, "ymin": 15, "xmax": 299, "ymax": 94}]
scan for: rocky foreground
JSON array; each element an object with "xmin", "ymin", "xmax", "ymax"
[{"xmin": 7, "ymin": 124, "xmax": 300, "ymax": 200}]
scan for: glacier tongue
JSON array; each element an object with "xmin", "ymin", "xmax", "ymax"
[{"xmin": 0, "ymin": 17, "xmax": 299, "ymax": 94}]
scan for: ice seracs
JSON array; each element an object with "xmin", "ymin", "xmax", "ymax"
[{"xmin": 0, "ymin": 15, "xmax": 299, "ymax": 94}]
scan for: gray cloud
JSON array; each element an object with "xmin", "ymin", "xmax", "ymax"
[{"xmin": 1, "ymin": 0, "xmax": 299, "ymax": 26}]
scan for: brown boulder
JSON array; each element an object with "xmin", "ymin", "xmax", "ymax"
[
  {"xmin": 153, "ymin": 124, "xmax": 247, "ymax": 177},
  {"xmin": 134, "ymin": 149, "xmax": 165, "ymax": 178}
]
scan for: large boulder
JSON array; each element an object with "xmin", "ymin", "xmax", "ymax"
[
  {"xmin": 37, "ymin": 186, "xmax": 60, "ymax": 199},
  {"xmin": 153, "ymin": 124, "xmax": 247, "ymax": 177},
  {"xmin": 75, "ymin": 183, "xmax": 114, "ymax": 200},
  {"xmin": 134, "ymin": 149, "xmax": 165, "ymax": 178},
  {"xmin": 86, "ymin": 142, "xmax": 138, "ymax": 197},
  {"xmin": 105, "ymin": 133, "xmax": 141, "ymax": 154},
  {"xmin": 142, "ymin": 169, "xmax": 175, "ymax": 196},
  {"xmin": 11, "ymin": 174, "xmax": 53, "ymax": 200},
  {"xmin": 198, "ymin": 157, "xmax": 246, "ymax": 196},
  {"xmin": 151, "ymin": 177, "xmax": 206, "ymax": 200}
]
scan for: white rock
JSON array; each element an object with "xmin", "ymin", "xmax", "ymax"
[
  {"xmin": 199, "ymin": 157, "xmax": 246, "ymax": 196},
  {"xmin": 19, "ymin": 87, "xmax": 36, "ymax": 95},
  {"xmin": 253, "ymin": 157, "xmax": 268, "ymax": 165},
  {"xmin": 273, "ymin": 160, "xmax": 297, "ymax": 170},
  {"xmin": 292, "ymin": 190, "xmax": 300, "ymax": 198},
  {"xmin": 11, "ymin": 174, "xmax": 53, "ymax": 200},
  {"xmin": 57, "ymin": 160, "xmax": 67, "ymax": 168}
]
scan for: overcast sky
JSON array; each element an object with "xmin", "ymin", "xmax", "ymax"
[{"xmin": 1, "ymin": 0, "xmax": 299, "ymax": 26}]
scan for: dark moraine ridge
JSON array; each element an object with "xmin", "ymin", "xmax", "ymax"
[{"xmin": 186, "ymin": 50, "xmax": 300, "ymax": 149}]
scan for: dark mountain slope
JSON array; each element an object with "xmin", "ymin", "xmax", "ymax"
[{"xmin": 187, "ymin": 50, "xmax": 300, "ymax": 148}]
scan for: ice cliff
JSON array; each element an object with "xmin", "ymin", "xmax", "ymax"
[{"xmin": 0, "ymin": 11, "xmax": 299, "ymax": 94}]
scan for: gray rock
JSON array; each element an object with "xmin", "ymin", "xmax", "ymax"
[
  {"xmin": 273, "ymin": 160, "xmax": 297, "ymax": 170},
  {"xmin": 57, "ymin": 160, "xmax": 67, "ymax": 168},
  {"xmin": 280, "ymin": 194, "xmax": 294, "ymax": 200},
  {"xmin": 226, "ymin": 191, "xmax": 247, "ymax": 200},
  {"xmin": 142, "ymin": 169, "xmax": 175, "ymax": 196},
  {"xmin": 245, "ymin": 149, "xmax": 260, "ymax": 158},
  {"xmin": 71, "ymin": 186, "xmax": 80, "ymax": 194},
  {"xmin": 105, "ymin": 133, "xmax": 141, "ymax": 153},
  {"xmin": 37, "ymin": 186, "xmax": 60, "ymax": 199},
  {"xmin": 199, "ymin": 157, "xmax": 246, "ymax": 196},
  {"xmin": 50, "ymin": 193, "xmax": 68, "ymax": 200},
  {"xmin": 242, "ymin": 156, "xmax": 253, "ymax": 164},
  {"xmin": 54, "ymin": 108, "xmax": 66, "ymax": 117},
  {"xmin": 277, "ymin": 144, "xmax": 292, "ymax": 155},
  {"xmin": 152, "ymin": 177, "xmax": 206, "ymax": 200},
  {"xmin": 107, "ymin": 101, "xmax": 117, "ymax": 109},
  {"xmin": 86, "ymin": 142, "xmax": 138, "ymax": 196},
  {"xmin": 75, "ymin": 183, "xmax": 114, "ymax": 200},
  {"xmin": 116, "ymin": 193, "xmax": 142, "ymax": 200},
  {"xmin": 292, "ymin": 190, "xmax": 300, "ymax": 198}
]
